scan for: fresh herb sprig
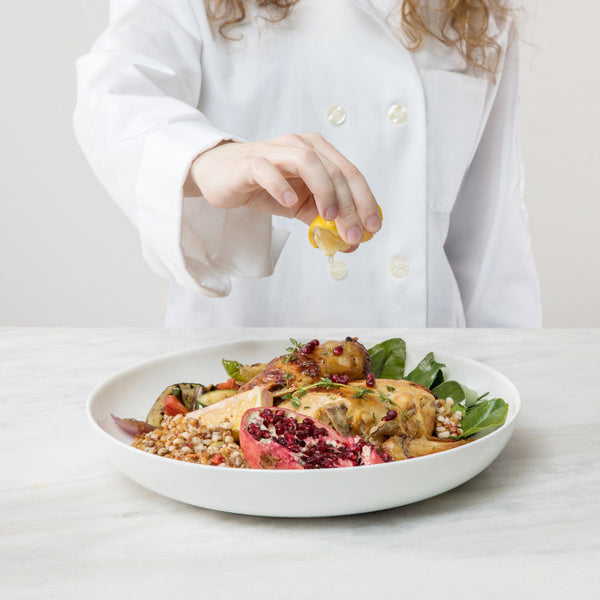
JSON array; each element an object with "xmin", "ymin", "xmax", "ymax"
[
  {"xmin": 282, "ymin": 338, "xmax": 302, "ymax": 364},
  {"xmin": 282, "ymin": 377, "xmax": 375, "ymax": 408},
  {"xmin": 280, "ymin": 377, "xmax": 401, "ymax": 409}
]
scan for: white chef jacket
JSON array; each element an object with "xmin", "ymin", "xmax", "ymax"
[{"xmin": 73, "ymin": 0, "xmax": 542, "ymax": 328}]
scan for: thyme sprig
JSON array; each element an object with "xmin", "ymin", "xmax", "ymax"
[
  {"xmin": 377, "ymin": 389, "xmax": 398, "ymax": 407},
  {"xmin": 282, "ymin": 338, "xmax": 302, "ymax": 364},
  {"xmin": 282, "ymin": 378, "xmax": 385, "ymax": 408},
  {"xmin": 281, "ymin": 377, "xmax": 339, "ymax": 407},
  {"xmin": 352, "ymin": 387, "xmax": 374, "ymax": 399}
]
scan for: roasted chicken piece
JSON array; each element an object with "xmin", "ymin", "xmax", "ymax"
[
  {"xmin": 238, "ymin": 338, "xmax": 371, "ymax": 398},
  {"xmin": 278, "ymin": 378, "xmax": 468, "ymax": 460}
]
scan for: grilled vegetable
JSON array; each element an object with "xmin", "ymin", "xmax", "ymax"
[
  {"xmin": 164, "ymin": 395, "xmax": 190, "ymax": 416},
  {"xmin": 146, "ymin": 383, "xmax": 205, "ymax": 427},
  {"xmin": 199, "ymin": 388, "xmax": 237, "ymax": 406},
  {"xmin": 222, "ymin": 360, "xmax": 267, "ymax": 384}
]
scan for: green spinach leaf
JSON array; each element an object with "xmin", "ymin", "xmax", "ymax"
[
  {"xmin": 458, "ymin": 398, "xmax": 508, "ymax": 438},
  {"xmin": 368, "ymin": 338, "xmax": 406, "ymax": 379},
  {"xmin": 406, "ymin": 352, "xmax": 445, "ymax": 388},
  {"xmin": 431, "ymin": 380, "xmax": 479, "ymax": 408}
]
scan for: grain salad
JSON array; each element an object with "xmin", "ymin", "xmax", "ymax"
[
  {"xmin": 434, "ymin": 397, "xmax": 464, "ymax": 438},
  {"xmin": 132, "ymin": 414, "xmax": 248, "ymax": 468}
]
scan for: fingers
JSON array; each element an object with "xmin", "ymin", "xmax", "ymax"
[
  {"xmin": 300, "ymin": 133, "xmax": 381, "ymax": 236},
  {"xmin": 316, "ymin": 154, "xmax": 363, "ymax": 245},
  {"xmin": 249, "ymin": 157, "xmax": 298, "ymax": 208},
  {"xmin": 233, "ymin": 134, "xmax": 380, "ymax": 247},
  {"xmin": 261, "ymin": 144, "xmax": 342, "ymax": 222},
  {"xmin": 269, "ymin": 133, "xmax": 380, "ymax": 245}
]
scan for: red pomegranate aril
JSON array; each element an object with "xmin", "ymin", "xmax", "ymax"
[
  {"xmin": 247, "ymin": 423, "xmax": 262, "ymax": 440},
  {"xmin": 366, "ymin": 373, "xmax": 376, "ymax": 387},
  {"xmin": 382, "ymin": 409, "xmax": 398, "ymax": 421},
  {"xmin": 261, "ymin": 409, "xmax": 274, "ymax": 425},
  {"xmin": 333, "ymin": 345, "xmax": 344, "ymax": 355},
  {"xmin": 240, "ymin": 407, "xmax": 390, "ymax": 469},
  {"xmin": 310, "ymin": 339, "xmax": 320, "ymax": 347},
  {"xmin": 300, "ymin": 343, "xmax": 315, "ymax": 354},
  {"xmin": 336, "ymin": 374, "xmax": 349, "ymax": 385}
]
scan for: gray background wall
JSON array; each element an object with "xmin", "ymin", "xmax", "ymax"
[{"xmin": 1, "ymin": 0, "xmax": 598, "ymax": 326}]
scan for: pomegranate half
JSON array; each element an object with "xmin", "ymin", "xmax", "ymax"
[{"xmin": 240, "ymin": 407, "xmax": 391, "ymax": 470}]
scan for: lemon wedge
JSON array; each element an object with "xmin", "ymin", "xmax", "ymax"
[
  {"xmin": 185, "ymin": 387, "xmax": 272, "ymax": 439},
  {"xmin": 308, "ymin": 206, "xmax": 382, "ymax": 258}
]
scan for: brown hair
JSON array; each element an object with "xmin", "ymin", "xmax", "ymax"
[{"xmin": 205, "ymin": 0, "xmax": 512, "ymax": 74}]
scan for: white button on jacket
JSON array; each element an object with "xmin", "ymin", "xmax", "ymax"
[
  {"xmin": 73, "ymin": 0, "xmax": 542, "ymax": 328},
  {"xmin": 387, "ymin": 104, "xmax": 408, "ymax": 125},
  {"xmin": 389, "ymin": 257, "xmax": 409, "ymax": 279},
  {"xmin": 327, "ymin": 105, "xmax": 347, "ymax": 126}
]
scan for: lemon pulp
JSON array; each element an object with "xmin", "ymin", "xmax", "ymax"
[
  {"xmin": 310, "ymin": 226, "xmax": 351, "ymax": 257},
  {"xmin": 308, "ymin": 205, "xmax": 382, "ymax": 258}
]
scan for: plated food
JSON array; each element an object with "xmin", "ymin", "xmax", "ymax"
[
  {"xmin": 114, "ymin": 337, "xmax": 509, "ymax": 471},
  {"xmin": 87, "ymin": 337, "xmax": 520, "ymax": 515}
]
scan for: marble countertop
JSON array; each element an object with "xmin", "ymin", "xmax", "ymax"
[{"xmin": 2, "ymin": 328, "xmax": 599, "ymax": 599}]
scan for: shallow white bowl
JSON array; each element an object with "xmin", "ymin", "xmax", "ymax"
[{"xmin": 87, "ymin": 338, "xmax": 520, "ymax": 517}]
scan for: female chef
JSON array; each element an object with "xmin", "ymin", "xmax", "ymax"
[{"xmin": 74, "ymin": 0, "xmax": 542, "ymax": 328}]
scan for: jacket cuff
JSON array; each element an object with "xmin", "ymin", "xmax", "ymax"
[{"xmin": 135, "ymin": 119, "xmax": 288, "ymax": 297}]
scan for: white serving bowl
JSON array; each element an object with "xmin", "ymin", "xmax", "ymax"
[{"xmin": 87, "ymin": 338, "xmax": 520, "ymax": 517}]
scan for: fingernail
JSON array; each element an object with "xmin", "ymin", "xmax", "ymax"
[
  {"xmin": 365, "ymin": 215, "xmax": 381, "ymax": 233},
  {"xmin": 346, "ymin": 226, "xmax": 362, "ymax": 245},
  {"xmin": 324, "ymin": 206, "xmax": 338, "ymax": 221},
  {"xmin": 283, "ymin": 190, "xmax": 297, "ymax": 206}
]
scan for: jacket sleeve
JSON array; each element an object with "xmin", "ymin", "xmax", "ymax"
[
  {"xmin": 73, "ymin": 0, "xmax": 286, "ymax": 297},
  {"xmin": 444, "ymin": 29, "xmax": 543, "ymax": 327}
]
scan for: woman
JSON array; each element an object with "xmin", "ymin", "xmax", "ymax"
[{"xmin": 74, "ymin": 0, "xmax": 542, "ymax": 327}]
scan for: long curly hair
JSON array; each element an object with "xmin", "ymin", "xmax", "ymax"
[{"xmin": 205, "ymin": 0, "xmax": 512, "ymax": 74}]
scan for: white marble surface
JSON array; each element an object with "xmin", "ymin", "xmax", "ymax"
[{"xmin": 1, "ymin": 328, "xmax": 599, "ymax": 599}]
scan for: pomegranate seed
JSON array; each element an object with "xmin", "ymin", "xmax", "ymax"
[
  {"xmin": 382, "ymin": 409, "xmax": 398, "ymax": 421},
  {"xmin": 247, "ymin": 423, "xmax": 262, "ymax": 440},
  {"xmin": 310, "ymin": 339, "xmax": 320, "ymax": 347},
  {"xmin": 366, "ymin": 373, "xmax": 376, "ymax": 387},
  {"xmin": 337, "ymin": 374, "xmax": 349, "ymax": 385},
  {"xmin": 333, "ymin": 345, "xmax": 344, "ymax": 355},
  {"xmin": 300, "ymin": 343, "xmax": 315, "ymax": 354},
  {"xmin": 243, "ymin": 407, "xmax": 389, "ymax": 469}
]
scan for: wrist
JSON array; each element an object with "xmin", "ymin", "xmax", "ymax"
[{"xmin": 183, "ymin": 139, "xmax": 236, "ymax": 197}]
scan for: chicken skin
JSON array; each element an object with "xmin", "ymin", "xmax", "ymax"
[
  {"xmin": 238, "ymin": 338, "xmax": 371, "ymax": 398},
  {"xmin": 278, "ymin": 378, "xmax": 467, "ymax": 460}
]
